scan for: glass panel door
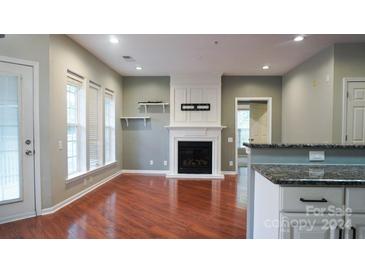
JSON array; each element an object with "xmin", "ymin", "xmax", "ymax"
[{"xmin": 0, "ymin": 74, "xmax": 21, "ymax": 204}]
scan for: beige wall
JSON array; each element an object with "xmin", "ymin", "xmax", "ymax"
[
  {"xmin": 221, "ymin": 76, "xmax": 282, "ymax": 171},
  {"xmin": 0, "ymin": 35, "xmax": 53, "ymax": 207},
  {"xmin": 282, "ymin": 46, "xmax": 334, "ymax": 143},
  {"xmin": 333, "ymin": 43, "xmax": 365, "ymax": 143},
  {"xmin": 49, "ymin": 35, "xmax": 123, "ymax": 205}
]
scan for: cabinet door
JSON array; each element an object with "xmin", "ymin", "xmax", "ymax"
[
  {"xmin": 345, "ymin": 214, "xmax": 365, "ymax": 239},
  {"xmin": 280, "ymin": 213, "xmax": 343, "ymax": 239}
]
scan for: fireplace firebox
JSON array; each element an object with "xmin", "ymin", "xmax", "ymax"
[{"xmin": 178, "ymin": 141, "xmax": 212, "ymax": 174}]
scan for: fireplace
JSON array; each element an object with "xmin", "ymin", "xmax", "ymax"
[{"xmin": 178, "ymin": 141, "xmax": 212, "ymax": 174}]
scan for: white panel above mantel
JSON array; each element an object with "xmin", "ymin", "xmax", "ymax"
[{"xmin": 170, "ymin": 74, "xmax": 222, "ymax": 126}]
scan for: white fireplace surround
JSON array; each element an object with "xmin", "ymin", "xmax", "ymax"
[{"xmin": 165, "ymin": 126, "xmax": 225, "ymax": 179}]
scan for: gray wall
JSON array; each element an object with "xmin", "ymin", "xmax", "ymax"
[
  {"xmin": 122, "ymin": 77, "xmax": 170, "ymax": 170},
  {"xmin": 333, "ymin": 43, "xmax": 365, "ymax": 143},
  {"xmin": 221, "ymin": 76, "xmax": 282, "ymax": 171},
  {"xmin": 282, "ymin": 46, "xmax": 334, "ymax": 144},
  {"xmin": 0, "ymin": 35, "xmax": 52, "ymax": 208},
  {"xmin": 49, "ymin": 35, "xmax": 123, "ymax": 205}
]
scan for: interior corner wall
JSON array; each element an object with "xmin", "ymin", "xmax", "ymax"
[
  {"xmin": 282, "ymin": 46, "xmax": 334, "ymax": 144},
  {"xmin": 121, "ymin": 76, "xmax": 170, "ymax": 170},
  {"xmin": 0, "ymin": 34, "xmax": 52, "ymax": 208},
  {"xmin": 333, "ymin": 43, "xmax": 365, "ymax": 143},
  {"xmin": 49, "ymin": 34, "xmax": 123, "ymax": 207},
  {"xmin": 221, "ymin": 76, "xmax": 282, "ymax": 172}
]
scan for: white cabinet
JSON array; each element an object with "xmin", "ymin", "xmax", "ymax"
[
  {"xmin": 280, "ymin": 213, "xmax": 343, "ymax": 239},
  {"xmin": 345, "ymin": 214, "xmax": 365, "ymax": 239},
  {"xmin": 253, "ymin": 171, "xmax": 363, "ymax": 239}
]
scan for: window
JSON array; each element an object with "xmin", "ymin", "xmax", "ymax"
[
  {"xmin": 104, "ymin": 90, "xmax": 115, "ymax": 164},
  {"xmin": 87, "ymin": 83, "xmax": 102, "ymax": 169},
  {"xmin": 66, "ymin": 76, "xmax": 85, "ymax": 176},
  {"xmin": 237, "ymin": 109, "xmax": 250, "ymax": 148},
  {"xmin": 66, "ymin": 72, "xmax": 116, "ymax": 181}
]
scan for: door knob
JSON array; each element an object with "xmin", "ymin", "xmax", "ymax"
[{"xmin": 25, "ymin": 150, "xmax": 33, "ymax": 156}]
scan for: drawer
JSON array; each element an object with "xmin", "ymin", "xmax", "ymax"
[
  {"xmin": 346, "ymin": 188, "xmax": 365, "ymax": 213},
  {"xmin": 280, "ymin": 187, "xmax": 344, "ymax": 213}
]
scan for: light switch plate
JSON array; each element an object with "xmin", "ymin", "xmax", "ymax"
[
  {"xmin": 229, "ymin": 160, "xmax": 234, "ymax": 166},
  {"xmin": 309, "ymin": 151, "xmax": 325, "ymax": 161},
  {"xmin": 58, "ymin": 140, "xmax": 63, "ymax": 150},
  {"xmin": 228, "ymin": 137, "xmax": 233, "ymax": 143},
  {"xmin": 163, "ymin": 160, "xmax": 168, "ymax": 166},
  {"xmin": 149, "ymin": 160, "xmax": 154, "ymax": 165}
]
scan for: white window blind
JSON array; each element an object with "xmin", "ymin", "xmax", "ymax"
[
  {"xmin": 87, "ymin": 83, "xmax": 102, "ymax": 169},
  {"xmin": 104, "ymin": 90, "xmax": 115, "ymax": 163},
  {"xmin": 66, "ymin": 74, "xmax": 86, "ymax": 177}
]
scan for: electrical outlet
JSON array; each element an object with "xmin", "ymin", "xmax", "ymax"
[
  {"xmin": 229, "ymin": 160, "xmax": 234, "ymax": 166},
  {"xmin": 163, "ymin": 160, "xmax": 168, "ymax": 166},
  {"xmin": 228, "ymin": 137, "xmax": 233, "ymax": 143},
  {"xmin": 309, "ymin": 151, "xmax": 325, "ymax": 161},
  {"xmin": 149, "ymin": 160, "xmax": 154, "ymax": 165}
]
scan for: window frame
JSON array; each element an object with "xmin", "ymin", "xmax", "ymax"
[
  {"xmin": 66, "ymin": 73, "xmax": 117, "ymax": 184},
  {"xmin": 66, "ymin": 75, "xmax": 86, "ymax": 177},
  {"xmin": 104, "ymin": 89, "xmax": 116, "ymax": 164},
  {"xmin": 86, "ymin": 81, "xmax": 103, "ymax": 171}
]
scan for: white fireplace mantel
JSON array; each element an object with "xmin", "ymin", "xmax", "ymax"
[{"xmin": 166, "ymin": 125, "xmax": 225, "ymax": 179}]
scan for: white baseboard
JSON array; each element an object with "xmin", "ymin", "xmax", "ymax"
[
  {"xmin": 122, "ymin": 169, "xmax": 168, "ymax": 175},
  {"xmin": 166, "ymin": 173, "xmax": 225, "ymax": 179},
  {"xmin": 0, "ymin": 211, "xmax": 36, "ymax": 225},
  {"xmin": 222, "ymin": 171, "xmax": 238, "ymax": 175},
  {"xmin": 42, "ymin": 170, "xmax": 123, "ymax": 215}
]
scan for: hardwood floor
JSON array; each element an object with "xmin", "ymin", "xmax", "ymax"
[{"xmin": 0, "ymin": 173, "xmax": 246, "ymax": 239}]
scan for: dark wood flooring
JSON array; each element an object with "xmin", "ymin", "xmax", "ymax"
[{"xmin": 0, "ymin": 173, "xmax": 246, "ymax": 238}]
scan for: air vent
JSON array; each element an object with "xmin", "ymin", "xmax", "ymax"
[{"xmin": 122, "ymin": 55, "xmax": 135, "ymax": 62}]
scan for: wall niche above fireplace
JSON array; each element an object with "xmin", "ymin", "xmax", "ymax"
[{"xmin": 178, "ymin": 141, "xmax": 212, "ymax": 174}]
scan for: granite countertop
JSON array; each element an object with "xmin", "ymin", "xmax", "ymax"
[
  {"xmin": 252, "ymin": 164, "xmax": 365, "ymax": 186},
  {"xmin": 243, "ymin": 143, "xmax": 365, "ymax": 149}
]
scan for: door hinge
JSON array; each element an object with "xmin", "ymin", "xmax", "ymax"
[
  {"xmin": 345, "ymin": 135, "xmax": 348, "ymax": 141},
  {"xmin": 347, "ymin": 92, "xmax": 349, "ymax": 99}
]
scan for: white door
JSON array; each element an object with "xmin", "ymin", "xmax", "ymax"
[
  {"xmin": 0, "ymin": 61, "xmax": 36, "ymax": 223},
  {"xmin": 346, "ymin": 81, "xmax": 365, "ymax": 144},
  {"xmin": 345, "ymin": 214, "xmax": 365, "ymax": 239},
  {"xmin": 280, "ymin": 213, "xmax": 343, "ymax": 239},
  {"xmin": 249, "ymin": 103, "xmax": 268, "ymax": 144}
]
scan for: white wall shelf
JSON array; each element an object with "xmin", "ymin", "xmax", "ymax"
[
  {"xmin": 120, "ymin": 116, "xmax": 151, "ymax": 127},
  {"xmin": 138, "ymin": 102, "xmax": 169, "ymax": 113}
]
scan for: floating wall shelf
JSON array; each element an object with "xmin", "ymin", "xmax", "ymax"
[
  {"xmin": 120, "ymin": 116, "xmax": 151, "ymax": 127},
  {"xmin": 138, "ymin": 102, "xmax": 169, "ymax": 113}
]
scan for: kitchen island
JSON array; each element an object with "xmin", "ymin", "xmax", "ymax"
[{"xmin": 243, "ymin": 143, "xmax": 365, "ymax": 239}]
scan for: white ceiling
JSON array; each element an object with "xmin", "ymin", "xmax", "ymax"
[{"xmin": 69, "ymin": 34, "xmax": 365, "ymax": 76}]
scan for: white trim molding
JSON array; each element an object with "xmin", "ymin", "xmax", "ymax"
[
  {"xmin": 234, "ymin": 97, "xmax": 273, "ymax": 173},
  {"xmin": 222, "ymin": 171, "xmax": 238, "ymax": 176},
  {"xmin": 122, "ymin": 169, "xmax": 168, "ymax": 175},
  {"xmin": 0, "ymin": 56, "xmax": 42, "ymax": 217},
  {"xmin": 341, "ymin": 77, "xmax": 365, "ymax": 144},
  {"xmin": 42, "ymin": 170, "xmax": 122, "ymax": 215}
]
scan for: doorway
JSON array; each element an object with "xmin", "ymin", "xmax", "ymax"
[
  {"xmin": 0, "ymin": 57, "xmax": 40, "ymax": 224},
  {"xmin": 342, "ymin": 78, "xmax": 365, "ymax": 144},
  {"xmin": 235, "ymin": 97, "xmax": 272, "ymax": 172}
]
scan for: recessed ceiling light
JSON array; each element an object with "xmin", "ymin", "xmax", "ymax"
[
  {"xmin": 294, "ymin": 35, "xmax": 304, "ymax": 42},
  {"xmin": 109, "ymin": 36, "xmax": 119, "ymax": 44},
  {"xmin": 136, "ymin": 66, "xmax": 143, "ymax": 70},
  {"xmin": 262, "ymin": 65, "xmax": 270, "ymax": 70}
]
